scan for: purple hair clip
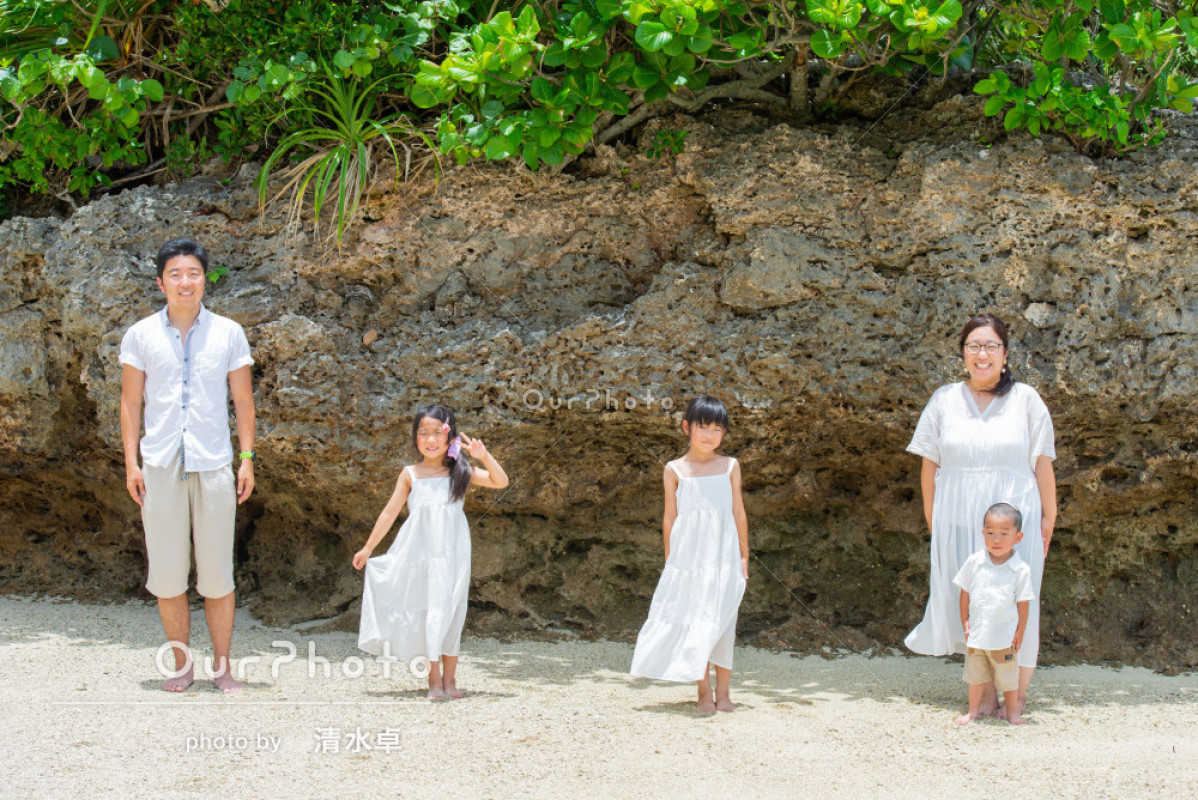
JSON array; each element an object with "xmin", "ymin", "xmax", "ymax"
[{"xmin": 447, "ymin": 436, "xmax": 462, "ymax": 460}]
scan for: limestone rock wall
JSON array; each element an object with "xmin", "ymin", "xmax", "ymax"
[{"xmin": 2, "ymin": 97, "xmax": 1196, "ymax": 671}]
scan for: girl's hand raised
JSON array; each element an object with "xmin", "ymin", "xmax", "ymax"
[
  {"xmin": 352, "ymin": 547, "xmax": 373, "ymax": 570},
  {"xmin": 459, "ymin": 433, "xmax": 489, "ymax": 461}
]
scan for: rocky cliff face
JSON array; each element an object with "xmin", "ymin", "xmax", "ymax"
[{"xmin": 2, "ymin": 95, "xmax": 1196, "ymax": 671}]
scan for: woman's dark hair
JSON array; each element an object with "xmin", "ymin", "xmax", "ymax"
[
  {"xmin": 958, "ymin": 312, "xmax": 1015, "ymax": 397},
  {"xmin": 683, "ymin": 395, "xmax": 730, "ymax": 431},
  {"xmin": 411, "ymin": 404, "xmax": 472, "ymax": 502},
  {"xmin": 156, "ymin": 238, "xmax": 209, "ymax": 277}
]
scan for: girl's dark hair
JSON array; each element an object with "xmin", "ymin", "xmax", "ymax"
[
  {"xmin": 683, "ymin": 395, "xmax": 730, "ymax": 431},
  {"xmin": 156, "ymin": 238, "xmax": 209, "ymax": 277},
  {"xmin": 411, "ymin": 404, "xmax": 472, "ymax": 502},
  {"xmin": 959, "ymin": 312, "xmax": 1015, "ymax": 397}
]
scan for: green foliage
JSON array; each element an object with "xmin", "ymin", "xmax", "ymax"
[
  {"xmin": 206, "ymin": 264, "xmax": 230, "ymax": 284},
  {"xmin": 646, "ymin": 126, "xmax": 688, "ymax": 158},
  {"xmin": 1, "ymin": 0, "xmax": 1196, "ymax": 215},
  {"xmin": 255, "ymin": 65, "xmax": 435, "ymax": 243}
]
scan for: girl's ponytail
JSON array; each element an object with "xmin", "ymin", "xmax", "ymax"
[{"xmin": 445, "ymin": 436, "xmax": 473, "ymax": 503}]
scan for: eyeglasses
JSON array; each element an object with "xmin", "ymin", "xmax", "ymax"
[{"xmin": 963, "ymin": 342, "xmax": 1003, "ymax": 355}]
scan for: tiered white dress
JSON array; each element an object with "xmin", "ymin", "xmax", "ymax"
[
  {"xmin": 358, "ymin": 467, "xmax": 471, "ymax": 663},
  {"xmin": 631, "ymin": 457, "xmax": 746, "ymax": 682},
  {"xmin": 905, "ymin": 382, "xmax": 1056, "ymax": 668}
]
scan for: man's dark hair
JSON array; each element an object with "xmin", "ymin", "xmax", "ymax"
[{"xmin": 156, "ymin": 239, "xmax": 209, "ymax": 277}]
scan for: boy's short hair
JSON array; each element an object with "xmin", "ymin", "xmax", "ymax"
[
  {"xmin": 984, "ymin": 502, "xmax": 1023, "ymax": 532},
  {"xmin": 156, "ymin": 238, "xmax": 209, "ymax": 277}
]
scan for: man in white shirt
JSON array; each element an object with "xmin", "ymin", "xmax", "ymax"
[{"xmin": 119, "ymin": 239, "xmax": 256, "ymax": 693}]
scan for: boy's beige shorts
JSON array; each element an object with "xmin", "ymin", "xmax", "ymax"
[
  {"xmin": 963, "ymin": 646, "xmax": 1019, "ymax": 692},
  {"xmin": 141, "ymin": 459, "xmax": 236, "ymax": 599}
]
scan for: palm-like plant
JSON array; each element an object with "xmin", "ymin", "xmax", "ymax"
[{"xmin": 256, "ymin": 66, "xmax": 436, "ymax": 245}]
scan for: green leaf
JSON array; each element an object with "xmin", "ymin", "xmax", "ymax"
[
  {"xmin": 810, "ymin": 29, "xmax": 847, "ymax": 59},
  {"xmin": 973, "ymin": 78, "xmax": 997, "ymax": 95},
  {"xmin": 333, "ymin": 50, "xmax": 356, "ymax": 70},
  {"xmin": 1099, "ymin": 0, "xmax": 1124, "ymax": 23},
  {"xmin": 517, "ymin": 5, "xmax": 541, "ymax": 35},
  {"xmin": 352, "ymin": 59, "xmax": 372, "ymax": 78},
  {"xmin": 538, "ymin": 126, "xmax": 561, "ymax": 147},
  {"xmin": 636, "ymin": 21, "xmax": 675, "ymax": 52},
  {"xmin": 86, "ymin": 35, "xmax": 119, "ymax": 63},
  {"xmin": 632, "ymin": 64, "xmax": 661, "ymax": 89},
  {"xmin": 141, "ymin": 78, "xmax": 164, "ymax": 103},
  {"xmin": 532, "ymin": 77, "xmax": 555, "ymax": 104},
  {"xmin": 522, "ymin": 141, "xmax": 540, "ymax": 170},
  {"xmin": 1108, "ymin": 23, "xmax": 1138, "ymax": 52},
  {"xmin": 643, "ymin": 81, "xmax": 669, "ymax": 103},
  {"xmin": 484, "ymin": 134, "xmax": 515, "ymax": 160},
  {"xmin": 481, "ymin": 100, "xmax": 505, "ymax": 119},
  {"xmin": 983, "ymin": 94, "xmax": 1007, "ymax": 116},
  {"xmin": 409, "ymin": 84, "xmax": 441, "ymax": 108},
  {"xmin": 241, "ymin": 84, "xmax": 261, "ymax": 103},
  {"xmin": 686, "ymin": 26, "xmax": 714, "ymax": 54}
]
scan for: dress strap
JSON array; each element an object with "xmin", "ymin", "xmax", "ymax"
[
  {"xmin": 665, "ymin": 461, "xmax": 682, "ymax": 478},
  {"xmin": 725, "ymin": 457, "xmax": 737, "ymax": 475}
]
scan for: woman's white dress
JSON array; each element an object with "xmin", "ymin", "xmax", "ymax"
[
  {"xmin": 631, "ymin": 458, "xmax": 746, "ymax": 682},
  {"xmin": 905, "ymin": 381, "xmax": 1056, "ymax": 668},
  {"xmin": 358, "ymin": 467, "xmax": 471, "ymax": 663}
]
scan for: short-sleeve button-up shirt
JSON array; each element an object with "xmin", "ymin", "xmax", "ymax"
[{"xmin": 119, "ymin": 305, "xmax": 253, "ymax": 471}]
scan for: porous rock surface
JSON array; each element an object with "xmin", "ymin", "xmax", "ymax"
[{"xmin": 2, "ymin": 97, "xmax": 1195, "ymax": 671}]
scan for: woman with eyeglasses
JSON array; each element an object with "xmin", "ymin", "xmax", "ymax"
[{"xmin": 904, "ymin": 312, "xmax": 1057, "ymax": 717}]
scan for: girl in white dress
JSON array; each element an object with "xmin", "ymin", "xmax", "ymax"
[
  {"xmin": 905, "ymin": 313, "xmax": 1057, "ymax": 715},
  {"xmin": 353, "ymin": 404, "xmax": 508, "ymax": 699},
  {"xmin": 631, "ymin": 395, "xmax": 750, "ymax": 713}
]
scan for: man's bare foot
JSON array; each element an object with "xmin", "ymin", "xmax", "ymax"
[
  {"xmin": 696, "ymin": 698, "xmax": 716, "ymax": 713},
  {"xmin": 213, "ymin": 671, "xmax": 243, "ymax": 694},
  {"xmin": 162, "ymin": 668, "xmax": 194, "ymax": 692},
  {"xmin": 715, "ymin": 697, "xmax": 736, "ymax": 712},
  {"xmin": 955, "ymin": 711, "xmax": 980, "ymax": 726},
  {"xmin": 443, "ymin": 681, "xmax": 464, "ymax": 699}
]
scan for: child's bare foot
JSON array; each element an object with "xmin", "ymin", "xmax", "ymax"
[
  {"xmin": 427, "ymin": 684, "xmax": 446, "ymax": 700},
  {"xmin": 162, "ymin": 667, "xmax": 194, "ymax": 692},
  {"xmin": 716, "ymin": 697, "xmax": 736, "ymax": 712},
  {"xmin": 955, "ymin": 711, "xmax": 980, "ymax": 726},
  {"xmin": 213, "ymin": 672, "xmax": 242, "ymax": 694},
  {"xmin": 1003, "ymin": 708, "xmax": 1027, "ymax": 725},
  {"xmin": 443, "ymin": 680, "xmax": 464, "ymax": 699},
  {"xmin": 696, "ymin": 698, "xmax": 716, "ymax": 713}
]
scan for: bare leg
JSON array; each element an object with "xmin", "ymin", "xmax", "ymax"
[
  {"xmin": 978, "ymin": 680, "xmax": 1000, "ymax": 716},
  {"xmin": 1016, "ymin": 666, "xmax": 1034, "ymax": 714},
  {"xmin": 427, "ymin": 659, "xmax": 445, "ymax": 700},
  {"xmin": 1002, "ymin": 689, "xmax": 1025, "ymax": 724},
  {"xmin": 696, "ymin": 663, "xmax": 716, "ymax": 713},
  {"xmin": 204, "ymin": 591, "xmax": 241, "ymax": 693},
  {"xmin": 442, "ymin": 655, "xmax": 463, "ymax": 699},
  {"xmin": 157, "ymin": 593, "xmax": 194, "ymax": 692},
  {"xmin": 714, "ymin": 665, "xmax": 735, "ymax": 711},
  {"xmin": 955, "ymin": 683, "xmax": 986, "ymax": 725}
]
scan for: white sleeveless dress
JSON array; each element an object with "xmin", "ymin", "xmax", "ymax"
[
  {"xmin": 631, "ymin": 457, "xmax": 747, "ymax": 682},
  {"xmin": 904, "ymin": 382, "xmax": 1056, "ymax": 668},
  {"xmin": 358, "ymin": 467, "xmax": 471, "ymax": 663}
]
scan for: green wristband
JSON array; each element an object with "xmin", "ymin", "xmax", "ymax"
[{"xmin": 239, "ymin": 451, "xmax": 255, "ymax": 460}]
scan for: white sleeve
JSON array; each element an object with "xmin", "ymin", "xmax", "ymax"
[
  {"xmin": 1015, "ymin": 564, "xmax": 1036, "ymax": 602},
  {"xmin": 228, "ymin": 324, "xmax": 254, "ymax": 372},
  {"xmin": 907, "ymin": 389, "xmax": 943, "ymax": 464},
  {"xmin": 951, "ymin": 554, "xmax": 975, "ymax": 594},
  {"xmin": 118, "ymin": 325, "xmax": 145, "ymax": 371},
  {"xmin": 1026, "ymin": 385, "xmax": 1056, "ymax": 469}
]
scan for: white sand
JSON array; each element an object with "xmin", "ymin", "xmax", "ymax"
[{"xmin": 2, "ymin": 596, "xmax": 1194, "ymax": 798}]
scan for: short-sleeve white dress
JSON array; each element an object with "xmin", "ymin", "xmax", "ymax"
[
  {"xmin": 905, "ymin": 382, "xmax": 1056, "ymax": 668},
  {"xmin": 630, "ymin": 457, "xmax": 746, "ymax": 682},
  {"xmin": 357, "ymin": 467, "xmax": 471, "ymax": 663}
]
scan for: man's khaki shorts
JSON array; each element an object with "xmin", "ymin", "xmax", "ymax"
[
  {"xmin": 141, "ymin": 459, "xmax": 236, "ymax": 598},
  {"xmin": 963, "ymin": 646, "xmax": 1019, "ymax": 692}
]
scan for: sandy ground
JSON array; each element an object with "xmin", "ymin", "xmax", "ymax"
[{"xmin": 1, "ymin": 596, "xmax": 1194, "ymax": 799}]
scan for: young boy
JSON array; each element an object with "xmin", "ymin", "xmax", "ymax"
[{"xmin": 953, "ymin": 502, "xmax": 1035, "ymax": 725}]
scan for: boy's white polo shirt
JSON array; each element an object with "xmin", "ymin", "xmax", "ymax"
[
  {"xmin": 119, "ymin": 305, "xmax": 253, "ymax": 471},
  {"xmin": 952, "ymin": 549, "xmax": 1035, "ymax": 650}
]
